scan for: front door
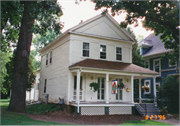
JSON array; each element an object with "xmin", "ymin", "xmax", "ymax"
[{"xmin": 97, "ymin": 77, "xmax": 105, "ymax": 100}]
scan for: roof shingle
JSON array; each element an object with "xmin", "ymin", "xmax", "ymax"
[{"xmin": 69, "ymin": 59, "xmax": 158, "ymax": 75}]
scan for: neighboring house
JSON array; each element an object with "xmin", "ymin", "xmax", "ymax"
[
  {"xmin": 26, "ymin": 69, "xmax": 40, "ymax": 102},
  {"xmin": 138, "ymin": 33, "xmax": 179, "ymax": 100},
  {"xmin": 39, "ymin": 13, "xmax": 158, "ymax": 115}
]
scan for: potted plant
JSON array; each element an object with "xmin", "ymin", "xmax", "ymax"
[
  {"xmin": 89, "ymin": 82, "xmax": 99, "ymax": 92},
  {"xmin": 142, "ymin": 86, "xmax": 150, "ymax": 92}
]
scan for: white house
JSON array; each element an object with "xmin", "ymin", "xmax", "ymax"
[
  {"xmin": 26, "ymin": 69, "xmax": 40, "ymax": 102},
  {"xmin": 39, "ymin": 13, "xmax": 158, "ymax": 115}
]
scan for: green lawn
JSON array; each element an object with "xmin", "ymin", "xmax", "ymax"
[
  {"xmin": 1, "ymin": 99, "xmax": 68, "ymax": 125},
  {"xmin": 0, "ymin": 99, "xmax": 173, "ymax": 125}
]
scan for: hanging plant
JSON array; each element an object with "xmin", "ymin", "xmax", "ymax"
[
  {"xmin": 142, "ymin": 86, "xmax": 150, "ymax": 92},
  {"xmin": 118, "ymin": 82, "xmax": 127, "ymax": 89},
  {"xmin": 89, "ymin": 82, "xmax": 99, "ymax": 92}
]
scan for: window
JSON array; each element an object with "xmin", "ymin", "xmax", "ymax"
[
  {"xmin": 154, "ymin": 59, "xmax": 161, "ymax": 73},
  {"xmin": 145, "ymin": 61, "xmax": 149, "ymax": 69},
  {"xmin": 82, "ymin": 42, "xmax": 89, "ymax": 57},
  {"xmin": 144, "ymin": 80, "xmax": 150, "ymax": 94},
  {"xmin": 100, "ymin": 45, "xmax": 106, "ymax": 59},
  {"xmin": 44, "ymin": 79, "xmax": 47, "ymax": 93},
  {"xmin": 116, "ymin": 47, "xmax": 122, "ymax": 61},
  {"xmin": 97, "ymin": 77, "xmax": 105, "ymax": 100},
  {"xmin": 50, "ymin": 51, "xmax": 52, "ymax": 64},
  {"xmin": 74, "ymin": 76, "xmax": 83, "ymax": 90},
  {"xmin": 46, "ymin": 54, "xmax": 48, "ymax": 65},
  {"xmin": 116, "ymin": 78, "xmax": 123, "ymax": 100},
  {"xmin": 156, "ymin": 83, "xmax": 160, "ymax": 92}
]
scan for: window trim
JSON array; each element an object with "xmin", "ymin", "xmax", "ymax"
[
  {"xmin": 44, "ymin": 79, "xmax": 47, "ymax": 93},
  {"xmin": 144, "ymin": 80, "xmax": 151, "ymax": 94},
  {"xmin": 49, "ymin": 50, "xmax": 52, "ymax": 64},
  {"xmin": 82, "ymin": 42, "xmax": 90, "ymax": 58},
  {"xmin": 156, "ymin": 83, "xmax": 160, "ymax": 92},
  {"xmin": 153, "ymin": 58, "xmax": 161, "ymax": 76},
  {"xmin": 99, "ymin": 44, "xmax": 107, "ymax": 59},
  {"xmin": 115, "ymin": 46, "xmax": 123, "ymax": 62},
  {"xmin": 46, "ymin": 54, "xmax": 48, "ymax": 66}
]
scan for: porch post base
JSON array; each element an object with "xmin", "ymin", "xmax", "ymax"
[{"xmin": 106, "ymin": 101, "xmax": 109, "ymax": 103}]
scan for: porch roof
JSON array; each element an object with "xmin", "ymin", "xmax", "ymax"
[{"xmin": 69, "ymin": 59, "xmax": 158, "ymax": 75}]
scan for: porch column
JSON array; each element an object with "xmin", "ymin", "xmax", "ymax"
[
  {"xmin": 76, "ymin": 70, "xmax": 81, "ymax": 104},
  {"xmin": 153, "ymin": 77, "xmax": 157, "ymax": 106},
  {"xmin": 106, "ymin": 73, "xmax": 109, "ymax": 103},
  {"xmin": 131, "ymin": 75, "xmax": 134, "ymax": 103},
  {"xmin": 139, "ymin": 78, "xmax": 142, "ymax": 103}
]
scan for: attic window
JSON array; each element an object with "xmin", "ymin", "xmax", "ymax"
[
  {"xmin": 46, "ymin": 54, "xmax": 48, "ymax": 65},
  {"xmin": 50, "ymin": 51, "xmax": 52, "ymax": 64}
]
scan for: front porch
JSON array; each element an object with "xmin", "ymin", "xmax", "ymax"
[{"xmin": 68, "ymin": 59, "xmax": 158, "ymax": 115}]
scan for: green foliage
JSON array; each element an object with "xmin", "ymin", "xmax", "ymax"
[
  {"xmin": 2, "ymin": 50, "xmax": 36, "ymax": 93},
  {"xmin": 89, "ymin": 82, "xmax": 99, "ymax": 92},
  {"xmin": 158, "ymin": 76, "xmax": 179, "ymax": 113},
  {"xmin": 26, "ymin": 103, "xmax": 63, "ymax": 114},
  {"xmin": 94, "ymin": 1, "xmax": 179, "ymax": 64},
  {"xmin": 122, "ymin": 120, "xmax": 172, "ymax": 125}
]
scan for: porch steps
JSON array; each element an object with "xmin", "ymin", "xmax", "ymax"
[{"xmin": 135, "ymin": 103, "xmax": 160, "ymax": 117}]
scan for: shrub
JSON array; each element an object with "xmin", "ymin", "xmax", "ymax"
[{"xmin": 158, "ymin": 76, "xmax": 179, "ymax": 113}]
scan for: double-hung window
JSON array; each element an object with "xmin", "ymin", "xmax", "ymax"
[
  {"xmin": 50, "ymin": 51, "xmax": 52, "ymax": 64},
  {"xmin": 46, "ymin": 54, "xmax": 48, "ymax": 65},
  {"xmin": 154, "ymin": 59, "xmax": 161, "ymax": 75},
  {"xmin": 100, "ymin": 45, "xmax": 106, "ymax": 59},
  {"xmin": 145, "ymin": 61, "xmax": 149, "ymax": 69},
  {"xmin": 82, "ymin": 42, "xmax": 89, "ymax": 57},
  {"xmin": 116, "ymin": 47, "xmax": 122, "ymax": 61},
  {"xmin": 44, "ymin": 79, "xmax": 47, "ymax": 93}
]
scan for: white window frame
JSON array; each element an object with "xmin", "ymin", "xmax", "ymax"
[
  {"xmin": 46, "ymin": 54, "xmax": 48, "ymax": 66},
  {"xmin": 156, "ymin": 83, "xmax": 160, "ymax": 92},
  {"xmin": 82, "ymin": 42, "xmax": 90, "ymax": 57},
  {"xmin": 144, "ymin": 80, "xmax": 151, "ymax": 94},
  {"xmin": 96, "ymin": 76, "xmax": 106, "ymax": 101},
  {"xmin": 153, "ymin": 58, "xmax": 161, "ymax": 76},
  {"xmin": 116, "ymin": 46, "xmax": 123, "ymax": 62},
  {"xmin": 169, "ymin": 59, "xmax": 176, "ymax": 67},
  {"xmin": 44, "ymin": 79, "xmax": 47, "ymax": 94},
  {"xmin": 100, "ymin": 44, "xmax": 107, "ymax": 59},
  {"xmin": 49, "ymin": 50, "xmax": 52, "ymax": 64}
]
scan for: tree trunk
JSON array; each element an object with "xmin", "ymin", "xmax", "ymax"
[{"xmin": 8, "ymin": 2, "xmax": 34, "ymax": 113}]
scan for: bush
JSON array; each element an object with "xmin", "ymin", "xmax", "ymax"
[{"xmin": 158, "ymin": 76, "xmax": 179, "ymax": 113}]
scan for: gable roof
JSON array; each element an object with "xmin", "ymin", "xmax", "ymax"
[
  {"xmin": 69, "ymin": 59, "xmax": 158, "ymax": 75},
  {"xmin": 139, "ymin": 33, "xmax": 173, "ymax": 58},
  {"xmin": 39, "ymin": 13, "xmax": 136, "ymax": 53}
]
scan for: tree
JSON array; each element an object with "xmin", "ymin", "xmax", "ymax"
[
  {"xmin": 1, "ymin": 1, "xmax": 63, "ymax": 113},
  {"xmin": 94, "ymin": 1, "xmax": 179, "ymax": 65},
  {"xmin": 3, "ymin": 50, "xmax": 36, "ymax": 95},
  {"xmin": 158, "ymin": 76, "xmax": 179, "ymax": 113}
]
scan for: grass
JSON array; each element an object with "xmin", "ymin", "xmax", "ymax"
[
  {"xmin": 0, "ymin": 99, "xmax": 174, "ymax": 125},
  {"xmin": 122, "ymin": 120, "xmax": 173, "ymax": 125},
  {"xmin": 26, "ymin": 102, "xmax": 63, "ymax": 114},
  {"xmin": 1, "ymin": 99, "xmax": 68, "ymax": 125}
]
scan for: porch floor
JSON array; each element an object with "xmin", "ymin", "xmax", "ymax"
[{"xmin": 69, "ymin": 101, "xmax": 135, "ymax": 107}]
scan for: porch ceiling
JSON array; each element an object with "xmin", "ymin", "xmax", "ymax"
[{"xmin": 69, "ymin": 59, "xmax": 158, "ymax": 78}]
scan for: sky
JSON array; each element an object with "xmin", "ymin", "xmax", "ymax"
[{"xmin": 58, "ymin": 0, "xmax": 154, "ymax": 40}]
